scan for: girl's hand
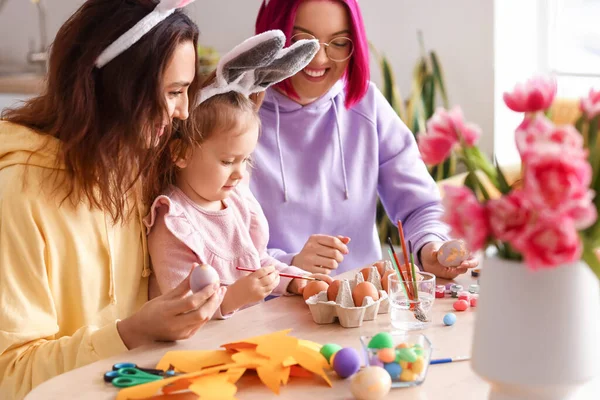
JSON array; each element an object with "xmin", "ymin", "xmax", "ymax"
[
  {"xmin": 292, "ymin": 235, "xmax": 351, "ymax": 274},
  {"xmin": 287, "ymin": 274, "xmax": 333, "ymax": 295},
  {"xmin": 220, "ymin": 265, "xmax": 280, "ymax": 314},
  {"xmin": 117, "ymin": 267, "xmax": 226, "ymax": 349},
  {"xmin": 420, "ymin": 241, "xmax": 478, "ymax": 280}
]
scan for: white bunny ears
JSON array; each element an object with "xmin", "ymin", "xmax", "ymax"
[
  {"xmin": 95, "ymin": 0, "xmax": 196, "ymax": 68},
  {"xmin": 197, "ymin": 30, "xmax": 319, "ymax": 105}
]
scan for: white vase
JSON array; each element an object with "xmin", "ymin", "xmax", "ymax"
[{"xmin": 471, "ymin": 256, "xmax": 600, "ymax": 400}]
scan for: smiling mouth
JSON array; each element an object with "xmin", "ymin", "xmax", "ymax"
[{"xmin": 302, "ymin": 67, "xmax": 328, "ymax": 81}]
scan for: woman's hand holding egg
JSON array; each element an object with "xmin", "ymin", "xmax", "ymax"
[{"xmin": 421, "ymin": 240, "xmax": 479, "ymax": 279}]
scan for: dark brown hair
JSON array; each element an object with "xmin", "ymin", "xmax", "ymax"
[
  {"xmin": 145, "ymin": 71, "xmax": 260, "ymax": 204},
  {"xmin": 1, "ymin": 0, "xmax": 200, "ymax": 222}
]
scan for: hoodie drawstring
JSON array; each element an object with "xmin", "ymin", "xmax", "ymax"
[
  {"xmin": 274, "ymin": 97, "xmax": 289, "ymax": 202},
  {"xmin": 331, "ymin": 99, "xmax": 349, "ymax": 199}
]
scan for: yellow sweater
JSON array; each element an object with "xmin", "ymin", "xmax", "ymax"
[{"xmin": 0, "ymin": 122, "xmax": 150, "ymax": 399}]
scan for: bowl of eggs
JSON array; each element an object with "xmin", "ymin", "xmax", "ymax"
[
  {"xmin": 303, "ymin": 263, "xmax": 392, "ymax": 328},
  {"xmin": 360, "ymin": 331, "xmax": 432, "ymax": 388}
]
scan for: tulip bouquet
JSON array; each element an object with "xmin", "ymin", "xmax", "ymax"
[{"xmin": 417, "ymin": 76, "xmax": 600, "ymax": 279}]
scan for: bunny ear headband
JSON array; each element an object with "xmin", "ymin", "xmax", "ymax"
[
  {"xmin": 95, "ymin": 0, "xmax": 196, "ymax": 68},
  {"xmin": 197, "ymin": 30, "xmax": 319, "ymax": 104}
]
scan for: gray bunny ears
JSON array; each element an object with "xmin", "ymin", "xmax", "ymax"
[{"xmin": 198, "ymin": 30, "xmax": 319, "ymax": 105}]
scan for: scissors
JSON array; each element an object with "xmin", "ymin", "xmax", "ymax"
[{"xmin": 104, "ymin": 363, "xmax": 177, "ymax": 388}]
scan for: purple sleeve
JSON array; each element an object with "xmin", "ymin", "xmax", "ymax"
[{"xmin": 374, "ymin": 88, "xmax": 450, "ymax": 268}]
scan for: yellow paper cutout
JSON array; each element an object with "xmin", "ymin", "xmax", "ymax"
[
  {"xmin": 230, "ymin": 349, "xmax": 270, "ymax": 368},
  {"xmin": 189, "ymin": 374, "xmax": 237, "ymax": 400},
  {"xmin": 256, "ymin": 363, "xmax": 283, "ymax": 394},
  {"xmin": 282, "ymin": 356, "xmax": 297, "ymax": 367},
  {"xmin": 221, "ymin": 329, "xmax": 293, "ymax": 351},
  {"xmin": 280, "ymin": 366, "xmax": 291, "ymax": 385},
  {"xmin": 298, "ymin": 339, "xmax": 322, "ymax": 353},
  {"xmin": 292, "ymin": 346, "xmax": 332, "ymax": 387},
  {"xmin": 225, "ymin": 367, "xmax": 247, "ymax": 384},
  {"xmin": 255, "ymin": 334, "xmax": 299, "ymax": 365},
  {"xmin": 116, "ymin": 370, "xmax": 208, "ymax": 400},
  {"xmin": 155, "ymin": 350, "xmax": 232, "ymax": 373}
]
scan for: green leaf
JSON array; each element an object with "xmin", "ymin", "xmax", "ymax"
[
  {"xmin": 464, "ymin": 171, "xmax": 479, "ymax": 196},
  {"xmin": 494, "ymin": 156, "xmax": 511, "ymax": 195},
  {"xmin": 430, "ymin": 51, "xmax": 449, "ymax": 108},
  {"xmin": 422, "ymin": 74, "xmax": 435, "ymax": 120},
  {"xmin": 581, "ymin": 237, "xmax": 600, "ymax": 283}
]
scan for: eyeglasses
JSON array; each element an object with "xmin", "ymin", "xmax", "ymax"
[{"xmin": 290, "ymin": 33, "xmax": 354, "ymax": 62}]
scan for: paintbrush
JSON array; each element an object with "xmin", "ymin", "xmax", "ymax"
[
  {"xmin": 386, "ymin": 237, "xmax": 412, "ymax": 297},
  {"xmin": 397, "ymin": 220, "xmax": 414, "ymax": 287},
  {"xmin": 235, "ymin": 266, "xmax": 321, "ymax": 281},
  {"xmin": 408, "ymin": 240, "xmax": 429, "ymax": 323}
]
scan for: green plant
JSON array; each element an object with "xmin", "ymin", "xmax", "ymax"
[
  {"xmin": 370, "ymin": 32, "xmax": 454, "ymax": 245},
  {"xmin": 197, "ymin": 44, "xmax": 220, "ymax": 83}
]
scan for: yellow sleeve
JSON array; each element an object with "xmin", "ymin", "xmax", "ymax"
[{"xmin": 0, "ymin": 175, "xmax": 128, "ymax": 400}]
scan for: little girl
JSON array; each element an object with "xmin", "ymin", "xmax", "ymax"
[{"xmin": 144, "ymin": 30, "xmax": 319, "ymax": 318}]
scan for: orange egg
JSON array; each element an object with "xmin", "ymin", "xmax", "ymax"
[
  {"xmin": 303, "ymin": 280, "xmax": 330, "ymax": 301},
  {"xmin": 352, "ymin": 281, "xmax": 379, "ymax": 307},
  {"xmin": 381, "ymin": 270, "xmax": 396, "ymax": 292},
  {"xmin": 327, "ymin": 280, "xmax": 342, "ymax": 302},
  {"xmin": 360, "ymin": 263, "xmax": 386, "ymax": 281}
]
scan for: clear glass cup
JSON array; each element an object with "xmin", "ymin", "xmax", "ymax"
[{"xmin": 387, "ymin": 271, "xmax": 436, "ymax": 331}]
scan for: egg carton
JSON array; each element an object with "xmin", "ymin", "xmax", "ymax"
[{"xmin": 305, "ymin": 265, "xmax": 391, "ymax": 328}]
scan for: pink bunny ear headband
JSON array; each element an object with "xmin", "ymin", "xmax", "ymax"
[{"xmin": 95, "ymin": 0, "xmax": 195, "ymax": 68}]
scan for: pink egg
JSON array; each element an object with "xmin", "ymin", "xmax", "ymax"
[
  {"xmin": 190, "ymin": 263, "xmax": 220, "ymax": 293},
  {"xmin": 453, "ymin": 299, "xmax": 469, "ymax": 311}
]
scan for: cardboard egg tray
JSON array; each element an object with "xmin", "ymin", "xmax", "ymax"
[{"xmin": 304, "ymin": 265, "xmax": 391, "ymax": 328}]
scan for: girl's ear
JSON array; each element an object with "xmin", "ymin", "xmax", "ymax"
[{"xmin": 169, "ymin": 138, "xmax": 190, "ymax": 169}]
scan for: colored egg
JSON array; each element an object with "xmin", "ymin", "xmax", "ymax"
[
  {"xmin": 320, "ymin": 343, "xmax": 342, "ymax": 364},
  {"xmin": 303, "ymin": 280, "xmax": 329, "ymax": 301},
  {"xmin": 377, "ymin": 348, "xmax": 396, "ymax": 363},
  {"xmin": 332, "ymin": 347, "xmax": 361, "ymax": 379},
  {"xmin": 411, "ymin": 357, "xmax": 425, "ymax": 375},
  {"xmin": 443, "ymin": 313, "xmax": 457, "ymax": 326},
  {"xmin": 383, "ymin": 362, "xmax": 402, "ymax": 379},
  {"xmin": 396, "ymin": 342, "xmax": 409, "ymax": 349},
  {"xmin": 350, "ymin": 366, "xmax": 392, "ymax": 400},
  {"xmin": 352, "ymin": 281, "xmax": 379, "ymax": 307},
  {"xmin": 368, "ymin": 332, "xmax": 394, "ymax": 349},
  {"xmin": 327, "ymin": 280, "xmax": 342, "ymax": 302},
  {"xmin": 437, "ymin": 239, "xmax": 469, "ymax": 267},
  {"xmin": 396, "ymin": 347, "xmax": 418, "ymax": 363},
  {"xmin": 399, "ymin": 369, "xmax": 417, "ymax": 382},
  {"xmin": 453, "ymin": 299, "xmax": 469, "ymax": 311},
  {"xmin": 368, "ymin": 354, "xmax": 384, "ymax": 368},
  {"xmin": 190, "ymin": 263, "xmax": 220, "ymax": 293},
  {"xmin": 470, "ymin": 294, "xmax": 479, "ymax": 307},
  {"xmin": 381, "ymin": 270, "xmax": 396, "ymax": 292},
  {"xmin": 412, "ymin": 344, "xmax": 424, "ymax": 356}
]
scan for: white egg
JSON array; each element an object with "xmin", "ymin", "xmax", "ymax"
[
  {"xmin": 190, "ymin": 263, "xmax": 220, "ymax": 293},
  {"xmin": 350, "ymin": 366, "xmax": 392, "ymax": 400}
]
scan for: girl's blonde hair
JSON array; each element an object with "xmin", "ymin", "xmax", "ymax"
[{"xmin": 145, "ymin": 71, "xmax": 261, "ymax": 204}]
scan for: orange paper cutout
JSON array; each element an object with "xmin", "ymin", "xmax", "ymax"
[
  {"xmin": 289, "ymin": 365, "xmax": 314, "ymax": 378},
  {"xmin": 155, "ymin": 350, "xmax": 232, "ymax": 373},
  {"xmin": 230, "ymin": 349, "xmax": 270, "ymax": 368},
  {"xmin": 280, "ymin": 366, "xmax": 291, "ymax": 385},
  {"xmin": 188, "ymin": 374, "xmax": 237, "ymax": 400},
  {"xmin": 256, "ymin": 363, "xmax": 284, "ymax": 394}
]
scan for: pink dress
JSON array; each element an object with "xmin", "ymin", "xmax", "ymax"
[{"xmin": 143, "ymin": 183, "xmax": 308, "ymax": 318}]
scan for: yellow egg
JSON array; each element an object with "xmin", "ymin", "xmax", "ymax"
[
  {"xmin": 411, "ymin": 357, "xmax": 425, "ymax": 375},
  {"xmin": 400, "ymin": 369, "xmax": 417, "ymax": 382}
]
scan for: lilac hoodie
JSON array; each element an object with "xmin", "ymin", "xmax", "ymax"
[{"xmin": 249, "ymin": 80, "xmax": 449, "ymax": 275}]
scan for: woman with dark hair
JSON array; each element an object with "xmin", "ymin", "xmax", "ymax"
[{"xmin": 0, "ymin": 1, "xmax": 225, "ymax": 398}]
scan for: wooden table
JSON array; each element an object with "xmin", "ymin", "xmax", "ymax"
[{"xmin": 24, "ymin": 269, "xmax": 599, "ymax": 400}]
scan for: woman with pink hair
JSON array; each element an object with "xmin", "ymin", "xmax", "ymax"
[{"xmin": 250, "ymin": 0, "xmax": 478, "ymax": 278}]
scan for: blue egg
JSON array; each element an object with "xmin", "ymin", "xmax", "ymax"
[
  {"xmin": 443, "ymin": 313, "xmax": 457, "ymax": 326},
  {"xmin": 383, "ymin": 362, "xmax": 402, "ymax": 380}
]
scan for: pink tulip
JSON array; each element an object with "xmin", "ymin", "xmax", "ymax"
[
  {"xmin": 503, "ymin": 76, "xmax": 557, "ymax": 113},
  {"xmin": 427, "ymin": 106, "xmax": 481, "ymax": 146},
  {"xmin": 417, "ymin": 132, "xmax": 455, "ymax": 165},
  {"xmin": 520, "ymin": 214, "xmax": 582, "ymax": 270},
  {"xmin": 487, "ymin": 191, "xmax": 532, "ymax": 245},
  {"xmin": 515, "ymin": 114, "xmax": 584, "ymax": 161},
  {"xmin": 524, "ymin": 147, "xmax": 592, "ymax": 211},
  {"xmin": 562, "ymin": 189, "xmax": 598, "ymax": 230},
  {"xmin": 580, "ymin": 88, "xmax": 600, "ymax": 120},
  {"xmin": 441, "ymin": 185, "xmax": 489, "ymax": 251}
]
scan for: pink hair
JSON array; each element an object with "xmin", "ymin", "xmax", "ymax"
[{"xmin": 255, "ymin": 0, "xmax": 369, "ymax": 109}]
